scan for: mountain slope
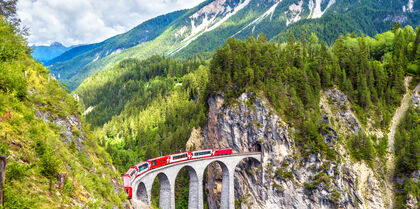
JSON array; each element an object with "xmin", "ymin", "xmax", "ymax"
[
  {"xmin": 0, "ymin": 18, "xmax": 125, "ymax": 208},
  {"xmin": 30, "ymin": 42, "xmax": 75, "ymax": 64},
  {"xmin": 48, "ymin": 10, "xmax": 187, "ymax": 90},
  {"xmin": 60, "ymin": 0, "xmax": 419, "ymax": 90},
  {"xmin": 75, "ymin": 24, "xmax": 419, "ymax": 207}
]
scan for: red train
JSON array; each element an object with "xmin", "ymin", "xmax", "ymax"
[{"xmin": 122, "ymin": 149, "xmax": 232, "ymax": 199}]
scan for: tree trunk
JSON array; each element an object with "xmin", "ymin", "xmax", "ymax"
[
  {"xmin": 49, "ymin": 178, "xmax": 52, "ymax": 195},
  {"xmin": 0, "ymin": 155, "xmax": 6, "ymax": 207},
  {"xmin": 58, "ymin": 173, "xmax": 66, "ymax": 190}
]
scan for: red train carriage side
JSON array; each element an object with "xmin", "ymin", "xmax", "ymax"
[
  {"xmin": 147, "ymin": 156, "xmax": 170, "ymax": 169},
  {"xmin": 214, "ymin": 149, "xmax": 232, "ymax": 156}
]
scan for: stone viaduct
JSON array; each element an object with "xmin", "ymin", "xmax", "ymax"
[{"xmin": 131, "ymin": 152, "xmax": 261, "ymax": 209}]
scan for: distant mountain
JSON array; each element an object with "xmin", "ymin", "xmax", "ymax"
[
  {"xmin": 48, "ymin": 10, "xmax": 187, "ymax": 89},
  {"xmin": 51, "ymin": 0, "xmax": 420, "ymax": 90},
  {"xmin": 30, "ymin": 42, "xmax": 75, "ymax": 64}
]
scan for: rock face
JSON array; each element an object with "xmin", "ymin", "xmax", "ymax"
[
  {"xmin": 412, "ymin": 86, "xmax": 420, "ymax": 107},
  {"xmin": 405, "ymin": 170, "xmax": 419, "ymax": 209},
  {"xmin": 321, "ymin": 89, "xmax": 361, "ymax": 135},
  {"xmin": 200, "ymin": 91, "xmax": 387, "ymax": 209},
  {"xmin": 35, "ymin": 111, "xmax": 86, "ymax": 150}
]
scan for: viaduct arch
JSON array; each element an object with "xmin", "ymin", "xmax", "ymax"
[{"xmin": 130, "ymin": 152, "xmax": 261, "ymax": 209}]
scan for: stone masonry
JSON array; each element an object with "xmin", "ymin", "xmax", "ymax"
[{"xmin": 131, "ymin": 153, "xmax": 261, "ymax": 209}]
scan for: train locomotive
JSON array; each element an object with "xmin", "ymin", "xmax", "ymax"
[{"xmin": 122, "ymin": 148, "xmax": 232, "ymax": 199}]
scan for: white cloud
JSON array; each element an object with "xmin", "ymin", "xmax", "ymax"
[{"xmin": 17, "ymin": 0, "xmax": 205, "ymax": 46}]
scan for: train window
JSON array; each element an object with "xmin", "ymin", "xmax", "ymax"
[
  {"xmin": 130, "ymin": 170, "xmax": 136, "ymax": 177},
  {"xmin": 138, "ymin": 163, "xmax": 149, "ymax": 173},
  {"xmin": 172, "ymin": 153, "xmax": 187, "ymax": 160},
  {"xmin": 152, "ymin": 160, "xmax": 157, "ymax": 166},
  {"xmin": 194, "ymin": 150, "xmax": 211, "ymax": 156}
]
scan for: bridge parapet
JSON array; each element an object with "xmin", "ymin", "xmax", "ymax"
[{"xmin": 131, "ymin": 152, "xmax": 261, "ymax": 209}]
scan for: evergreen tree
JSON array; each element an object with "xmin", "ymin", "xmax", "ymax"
[{"xmin": 391, "ymin": 22, "xmax": 402, "ymax": 33}]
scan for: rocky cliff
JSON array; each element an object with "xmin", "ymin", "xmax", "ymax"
[{"xmin": 189, "ymin": 90, "xmax": 392, "ymax": 208}]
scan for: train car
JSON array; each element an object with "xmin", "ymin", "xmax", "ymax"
[
  {"xmin": 147, "ymin": 156, "xmax": 170, "ymax": 169},
  {"xmin": 122, "ymin": 167, "xmax": 137, "ymax": 199},
  {"xmin": 168, "ymin": 152, "xmax": 190, "ymax": 164},
  {"xmin": 190, "ymin": 149, "xmax": 214, "ymax": 159},
  {"xmin": 214, "ymin": 148, "xmax": 232, "ymax": 156}
]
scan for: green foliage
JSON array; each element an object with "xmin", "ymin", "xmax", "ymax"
[
  {"xmin": 275, "ymin": 169, "xmax": 293, "ymax": 180},
  {"xmin": 331, "ymin": 189, "xmax": 341, "ymax": 202},
  {"xmin": 395, "ymin": 106, "xmax": 420, "ymax": 174},
  {"xmin": 71, "ymin": 11, "xmax": 419, "ymax": 206},
  {"xmin": 0, "ymin": 142, "xmax": 10, "ymax": 156},
  {"xmin": 175, "ymin": 168, "xmax": 190, "ymax": 209},
  {"xmin": 0, "ymin": 17, "xmax": 27, "ymax": 62},
  {"xmin": 347, "ymin": 133, "xmax": 375, "ymax": 166},
  {"xmin": 1, "ymin": 184, "xmax": 34, "ymax": 209},
  {"xmin": 6, "ymin": 162, "xmax": 29, "ymax": 181},
  {"xmin": 0, "ymin": 17, "xmax": 124, "ymax": 208},
  {"xmin": 208, "ymin": 26, "xmax": 418, "ymax": 161},
  {"xmin": 394, "ymin": 104, "xmax": 420, "ymax": 208},
  {"xmin": 49, "ymin": 0, "xmax": 420, "ymax": 92},
  {"xmin": 77, "ymin": 56, "xmax": 208, "ymax": 173},
  {"xmin": 376, "ymin": 136, "xmax": 389, "ymax": 159},
  {"xmin": 76, "ymin": 55, "xmax": 203, "ymax": 127},
  {"xmin": 0, "ymin": 17, "xmax": 28, "ymax": 100},
  {"xmin": 151, "ymin": 177, "xmax": 160, "ymax": 208}
]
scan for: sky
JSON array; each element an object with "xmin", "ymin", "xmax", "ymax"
[{"xmin": 17, "ymin": 0, "xmax": 205, "ymax": 46}]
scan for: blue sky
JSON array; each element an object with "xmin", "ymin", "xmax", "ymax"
[{"xmin": 17, "ymin": 0, "xmax": 205, "ymax": 46}]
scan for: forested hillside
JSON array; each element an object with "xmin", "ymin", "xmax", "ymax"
[
  {"xmin": 0, "ymin": 17, "xmax": 125, "ymax": 208},
  {"xmin": 51, "ymin": 0, "xmax": 420, "ymax": 91},
  {"xmin": 394, "ymin": 102, "xmax": 420, "ymax": 208},
  {"xmin": 75, "ymin": 55, "xmax": 208, "ymax": 170},
  {"xmin": 208, "ymin": 23, "xmax": 419, "ymax": 165},
  {"xmin": 76, "ymin": 20, "xmax": 419, "ymax": 207},
  {"xmin": 76, "ymin": 56, "xmax": 209, "ymax": 208},
  {"xmin": 3, "ymin": 0, "xmax": 419, "ymax": 208}
]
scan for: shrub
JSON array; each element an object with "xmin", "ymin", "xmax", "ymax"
[
  {"xmin": 6, "ymin": 162, "xmax": 29, "ymax": 181},
  {"xmin": 0, "ymin": 143, "xmax": 10, "ymax": 156},
  {"xmin": 1, "ymin": 184, "xmax": 33, "ymax": 209}
]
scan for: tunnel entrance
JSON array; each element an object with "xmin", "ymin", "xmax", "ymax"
[{"xmin": 252, "ymin": 142, "xmax": 262, "ymax": 152}]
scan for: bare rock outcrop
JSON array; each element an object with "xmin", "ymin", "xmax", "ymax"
[
  {"xmin": 35, "ymin": 111, "xmax": 86, "ymax": 150},
  {"xmin": 199, "ymin": 91, "xmax": 387, "ymax": 209}
]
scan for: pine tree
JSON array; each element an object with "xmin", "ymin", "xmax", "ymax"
[
  {"xmin": 333, "ymin": 35, "xmax": 346, "ymax": 67},
  {"xmin": 300, "ymin": 26, "xmax": 308, "ymax": 60},
  {"xmin": 287, "ymin": 32, "xmax": 296, "ymax": 66},
  {"xmin": 392, "ymin": 22, "xmax": 402, "ymax": 33},
  {"xmin": 413, "ymin": 27, "xmax": 420, "ymax": 64},
  {"xmin": 309, "ymin": 33, "xmax": 319, "ymax": 59}
]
